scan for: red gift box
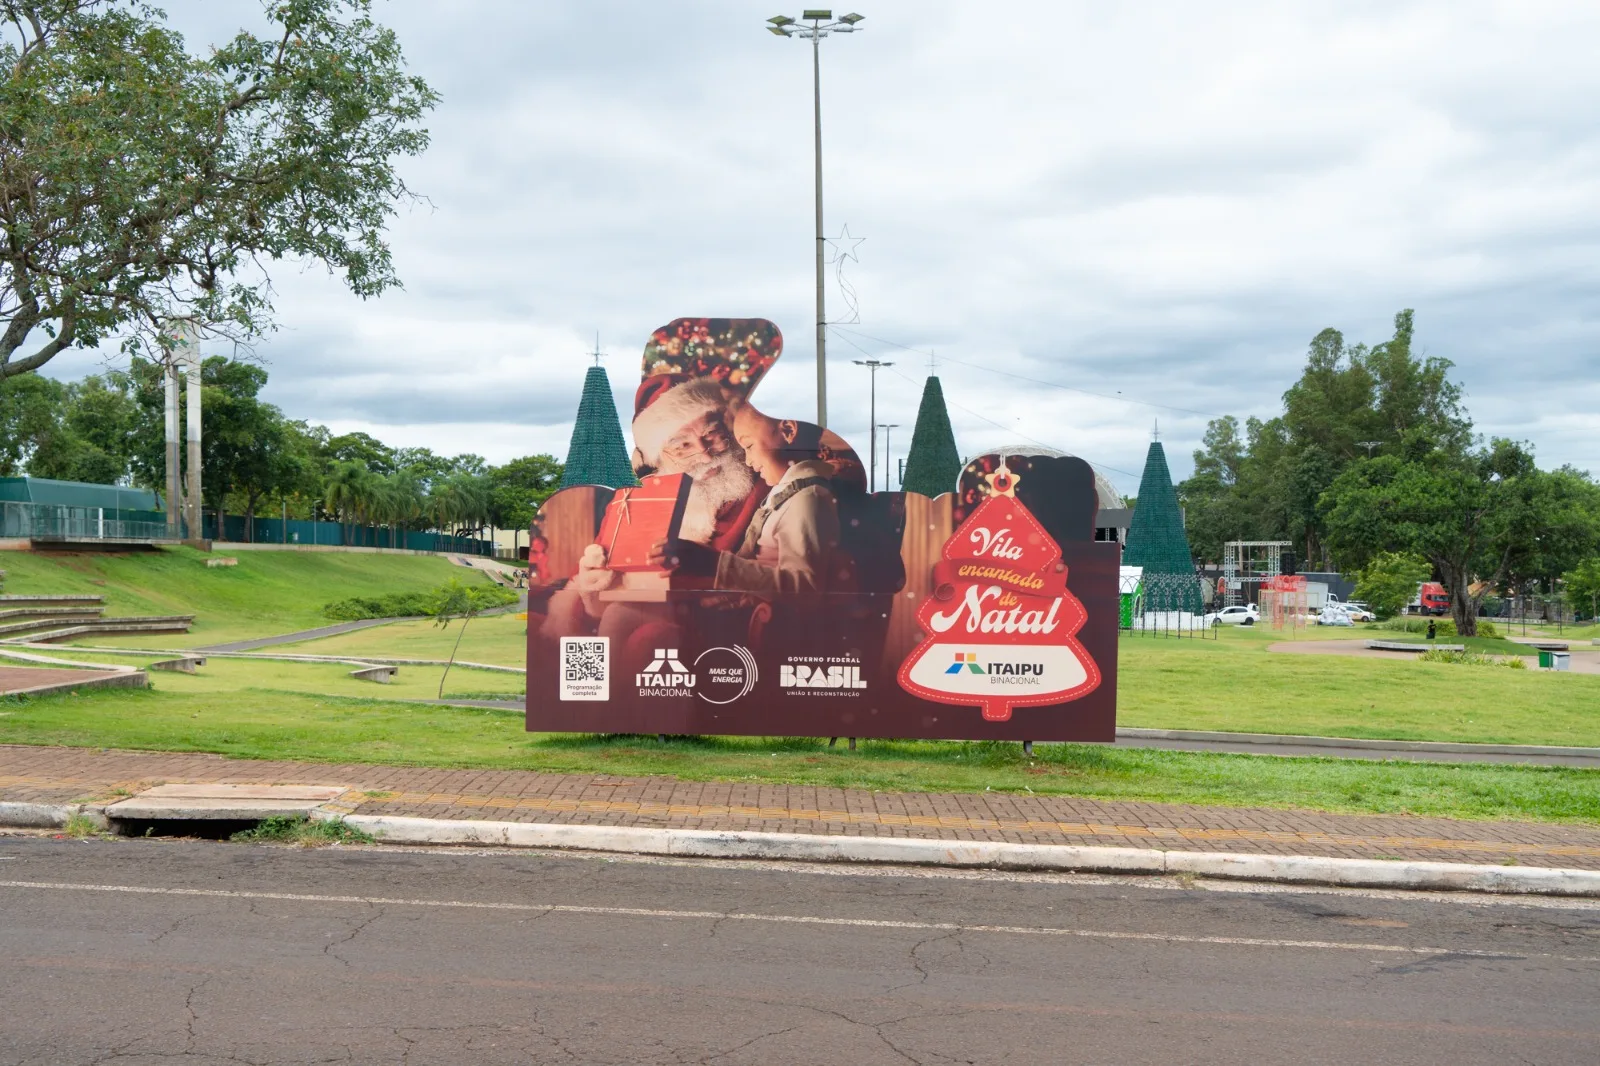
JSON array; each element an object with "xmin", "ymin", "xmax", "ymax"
[{"xmin": 596, "ymin": 473, "xmax": 692, "ymax": 572}]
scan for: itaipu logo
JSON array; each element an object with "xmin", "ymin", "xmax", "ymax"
[
  {"xmin": 637, "ymin": 648, "xmax": 695, "ymax": 695},
  {"xmin": 945, "ymin": 651, "xmax": 1044, "ymax": 684},
  {"xmin": 945, "ymin": 652, "xmax": 985, "ymax": 675}
]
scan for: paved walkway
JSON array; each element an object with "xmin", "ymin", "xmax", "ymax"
[
  {"xmin": 4, "ymin": 745, "xmax": 1598, "ymax": 870},
  {"xmin": 193, "ymin": 617, "xmax": 419, "ymax": 653}
]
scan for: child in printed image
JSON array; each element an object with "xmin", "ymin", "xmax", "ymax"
[{"xmin": 650, "ymin": 401, "xmax": 840, "ymax": 597}]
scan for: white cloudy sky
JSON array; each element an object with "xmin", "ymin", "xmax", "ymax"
[{"xmin": 39, "ymin": 0, "xmax": 1600, "ymax": 494}]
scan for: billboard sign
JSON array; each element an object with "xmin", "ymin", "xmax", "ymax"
[{"xmin": 527, "ymin": 318, "xmax": 1117, "ymax": 742}]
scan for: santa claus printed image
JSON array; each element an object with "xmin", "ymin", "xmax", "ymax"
[{"xmin": 536, "ymin": 318, "xmax": 878, "ymax": 681}]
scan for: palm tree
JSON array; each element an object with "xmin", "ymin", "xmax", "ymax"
[
  {"xmin": 381, "ymin": 470, "xmax": 423, "ymax": 549},
  {"xmin": 323, "ymin": 460, "xmax": 375, "ymax": 546},
  {"xmin": 425, "ymin": 473, "xmax": 490, "ymax": 547}
]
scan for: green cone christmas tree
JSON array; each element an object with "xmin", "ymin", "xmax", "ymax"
[
  {"xmin": 1123, "ymin": 441, "xmax": 1203, "ymax": 611},
  {"xmin": 559, "ymin": 365, "xmax": 638, "ymax": 489},
  {"xmin": 900, "ymin": 375, "xmax": 962, "ymax": 497}
]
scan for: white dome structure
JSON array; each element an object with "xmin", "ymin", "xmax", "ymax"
[{"xmin": 967, "ymin": 444, "xmax": 1125, "ymax": 511}]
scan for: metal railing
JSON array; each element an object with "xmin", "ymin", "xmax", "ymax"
[{"xmin": 1, "ymin": 501, "xmax": 177, "ymax": 542}]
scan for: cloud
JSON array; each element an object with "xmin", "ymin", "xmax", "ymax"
[{"xmin": 37, "ymin": 0, "xmax": 1600, "ymax": 493}]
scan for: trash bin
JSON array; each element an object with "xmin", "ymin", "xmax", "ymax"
[
  {"xmin": 1538, "ymin": 650, "xmax": 1553, "ymax": 669},
  {"xmin": 1552, "ymin": 652, "xmax": 1570, "ymax": 672}
]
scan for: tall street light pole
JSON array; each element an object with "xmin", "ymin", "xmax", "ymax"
[
  {"xmin": 852, "ymin": 358, "xmax": 891, "ymax": 490},
  {"xmin": 768, "ymin": 10, "xmax": 864, "ymax": 429},
  {"xmin": 878, "ymin": 423, "xmax": 899, "ymax": 491}
]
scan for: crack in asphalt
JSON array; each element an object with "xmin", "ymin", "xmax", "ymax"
[{"xmin": 321, "ymin": 906, "xmax": 385, "ymax": 967}]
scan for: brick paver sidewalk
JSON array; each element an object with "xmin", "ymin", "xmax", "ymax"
[{"xmin": 4, "ymin": 744, "xmax": 1598, "ymax": 870}]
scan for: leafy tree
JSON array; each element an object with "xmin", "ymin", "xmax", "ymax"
[
  {"xmin": 429, "ymin": 577, "xmax": 503, "ymax": 697},
  {"xmin": 1564, "ymin": 558, "xmax": 1600, "ymax": 621},
  {"xmin": 0, "ymin": 0, "xmax": 437, "ymax": 379},
  {"xmin": 193, "ymin": 358, "xmax": 295, "ymax": 539},
  {"xmin": 488, "ymin": 454, "xmax": 563, "ymax": 550},
  {"xmin": 1501, "ymin": 467, "xmax": 1600, "ymax": 592},
  {"xmin": 275, "ymin": 419, "xmax": 331, "ymax": 522},
  {"xmin": 1179, "ymin": 311, "xmax": 1474, "ymax": 568},
  {"xmin": 1352, "ymin": 552, "xmax": 1432, "ymax": 618},
  {"xmin": 0, "ymin": 371, "xmax": 139, "ymax": 483},
  {"xmin": 325, "ymin": 432, "xmax": 397, "ymax": 477},
  {"xmin": 1321, "ymin": 439, "xmax": 1590, "ymax": 636},
  {"xmin": 0, "ymin": 373, "xmax": 66, "ymax": 476},
  {"xmin": 1177, "ymin": 416, "xmax": 1250, "ymax": 563}
]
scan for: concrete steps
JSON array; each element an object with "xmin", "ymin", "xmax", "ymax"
[
  {"xmin": 0, "ymin": 594, "xmax": 104, "ymax": 608},
  {"xmin": 24, "ymin": 618, "xmax": 195, "ymax": 643},
  {"xmin": 0, "ymin": 606, "xmax": 104, "ymax": 622}
]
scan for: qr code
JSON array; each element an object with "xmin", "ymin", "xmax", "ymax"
[
  {"xmin": 564, "ymin": 641, "xmax": 607, "ymax": 682},
  {"xmin": 559, "ymin": 636, "xmax": 608, "ymax": 700}
]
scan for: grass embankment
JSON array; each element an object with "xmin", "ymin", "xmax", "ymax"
[
  {"xmin": 0, "ymin": 546, "xmax": 499, "ymax": 646},
  {"xmin": 277, "ymin": 614, "xmax": 528, "ymax": 666},
  {"xmin": 1118, "ymin": 626, "xmax": 1600, "ymax": 746},
  {"xmin": 0, "ymin": 684, "xmax": 1594, "ymax": 825}
]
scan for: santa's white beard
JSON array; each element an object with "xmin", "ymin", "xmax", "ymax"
[{"xmin": 672, "ymin": 450, "xmax": 757, "ymax": 544}]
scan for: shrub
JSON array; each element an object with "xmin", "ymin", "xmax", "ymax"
[
  {"xmin": 1376, "ymin": 616, "xmax": 1497, "ymax": 638},
  {"xmin": 1418, "ymin": 648, "xmax": 1523, "ymax": 669},
  {"xmin": 230, "ymin": 815, "xmax": 374, "ymax": 846},
  {"xmin": 322, "ymin": 582, "xmax": 516, "ymax": 621},
  {"xmin": 1354, "ymin": 552, "xmax": 1432, "ymax": 618}
]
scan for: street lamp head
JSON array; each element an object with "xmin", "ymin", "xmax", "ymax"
[
  {"xmin": 767, "ymin": 25, "xmax": 793, "ymax": 35},
  {"xmin": 840, "ymin": 12, "xmax": 864, "ymax": 24},
  {"xmin": 802, "ymin": 9, "xmax": 833, "ymax": 20},
  {"xmin": 767, "ymin": 14, "xmax": 795, "ymax": 24}
]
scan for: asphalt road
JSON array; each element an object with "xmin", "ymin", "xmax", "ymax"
[{"xmin": 2, "ymin": 836, "xmax": 1597, "ymax": 1065}]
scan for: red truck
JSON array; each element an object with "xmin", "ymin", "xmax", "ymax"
[{"xmin": 1409, "ymin": 582, "xmax": 1451, "ymax": 616}]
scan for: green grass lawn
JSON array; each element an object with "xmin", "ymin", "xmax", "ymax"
[
  {"xmin": 1117, "ymin": 626, "xmax": 1600, "ymax": 747},
  {"xmin": 0, "ymin": 547, "xmax": 500, "ymax": 645},
  {"xmin": 7, "ymin": 648, "xmax": 523, "ymax": 702},
  {"xmin": 0, "ymin": 684, "xmax": 1594, "ymax": 824},
  {"xmin": 277, "ymin": 613, "xmax": 529, "ymax": 667}
]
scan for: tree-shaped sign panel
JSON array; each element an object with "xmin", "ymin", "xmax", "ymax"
[{"xmin": 898, "ymin": 461, "xmax": 1101, "ymax": 722}]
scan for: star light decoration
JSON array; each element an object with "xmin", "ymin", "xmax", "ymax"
[
  {"xmin": 984, "ymin": 460, "xmax": 1022, "ymax": 498},
  {"xmin": 825, "ymin": 223, "xmax": 865, "ymax": 325},
  {"xmin": 825, "ymin": 223, "xmax": 865, "ymax": 265}
]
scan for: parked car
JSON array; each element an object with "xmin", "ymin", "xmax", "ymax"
[
  {"xmin": 1205, "ymin": 604, "xmax": 1259, "ymax": 627},
  {"xmin": 1341, "ymin": 601, "xmax": 1376, "ymax": 622}
]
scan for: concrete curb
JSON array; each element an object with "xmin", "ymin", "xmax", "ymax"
[
  {"xmin": 321, "ymin": 812, "xmax": 1600, "ymax": 898},
  {"xmin": 0, "ymin": 801, "xmax": 108, "ymax": 830},
  {"xmin": 4, "ymin": 800, "xmax": 1598, "ymax": 898},
  {"xmin": 1116, "ymin": 727, "xmax": 1600, "ymax": 759}
]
